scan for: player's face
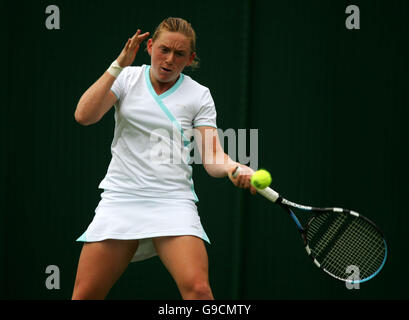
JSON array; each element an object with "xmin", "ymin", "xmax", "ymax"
[{"xmin": 147, "ymin": 31, "xmax": 195, "ymax": 84}]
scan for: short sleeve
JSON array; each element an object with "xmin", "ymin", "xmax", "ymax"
[
  {"xmin": 110, "ymin": 67, "xmax": 128, "ymax": 101},
  {"xmin": 193, "ymin": 89, "xmax": 217, "ymax": 128}
]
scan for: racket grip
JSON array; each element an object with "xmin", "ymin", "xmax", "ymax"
[
  {"xmin": 257, "ymin": 187, "xmax": 280, "ymax": 203},
  {"xmin": 232, "ymin": 166, "xmax": 280, "ymax": 203}
]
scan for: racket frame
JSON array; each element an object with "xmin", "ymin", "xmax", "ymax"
[{"xmin": 232, "ymin": 167, "xmax": 388, "ymax": 283}]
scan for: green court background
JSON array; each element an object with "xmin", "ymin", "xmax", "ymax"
[{"xmin": 1, "ymin": 0, "xmax": 408, "ymax": 299}]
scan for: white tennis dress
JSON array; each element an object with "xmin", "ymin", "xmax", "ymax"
[{"xmin": 77, "ymin": 65, "xmax": 217, "ymax": 262}]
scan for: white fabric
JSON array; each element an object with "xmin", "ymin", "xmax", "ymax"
[
  {"xmin": 77, "ymin": 65, "xmax": 217, "ymax": 262},
  {"xmin": 99, "ymin": 65, "xmax": 217, "ymax": 201},
  {"xmin": 77, "ymin": 190, "xmax": 210, "ymax": 262}
]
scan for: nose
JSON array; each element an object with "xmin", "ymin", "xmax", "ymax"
[{"xmin": 165, "ymin": 52, "xmax": 175, "ymax": 65}]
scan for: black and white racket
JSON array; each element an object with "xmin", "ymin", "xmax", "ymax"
[{"xmin": 233, "ymin": 167, "xmax": 388, "ymax": 284}]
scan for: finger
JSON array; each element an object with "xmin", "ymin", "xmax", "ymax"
[
  {"xmin": 131, "ymin": 29, "xmax": 141, "ymax": 40},
  {"xmin": 138, "ymin": 32, "xmax": 150, "ymax": 42},
  {"xmin": 132, "ymin": 32, "xmax": 149, "ymax": 50},
  {"xmin": 124, "ymin": 38, "xmax": 131, "ymax": 50},
  {"xmin": 239, "ymin": 175, "xmax": 248, "ymax": 188},
  {"xmin": 129, "ymin": 30, "xmax": 141, "ymax": 48},
  {"xmin": 245, "ymin": 174, "xmax": 253, "ymax": 189},
  {"xmin": 239, "ymin": 174, "xmax": 250, "ymax": 186}
]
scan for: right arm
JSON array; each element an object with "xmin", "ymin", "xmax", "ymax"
[
  {"xmin": 74, "ymin": 29, "xmax": 150, "ymax": 126},
  {"xmin": 74, "ymin": 73, "xmax": 118, "ymax": 126}
]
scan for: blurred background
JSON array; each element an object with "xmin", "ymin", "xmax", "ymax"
[{"xmin": 1, "ymin": 0, "xmax": 408, "ymax": 299}]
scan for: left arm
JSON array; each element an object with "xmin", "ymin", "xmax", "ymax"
[{"xmin": 194, "ymin": 126, "xmax": 256, "ymax": 194}]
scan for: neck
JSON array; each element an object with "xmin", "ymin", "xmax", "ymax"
[{"xmin": 149, "ymin": 68, "xmax": 179, "ymax": 95}]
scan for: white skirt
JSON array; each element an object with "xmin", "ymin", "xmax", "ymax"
[{"xmin": 76, "ymin": 190, "xmax": 210, "ymax": 262}]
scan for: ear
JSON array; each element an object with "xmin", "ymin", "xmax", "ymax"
[
  {"xmin": 186, "ymin": 52, "xmax": 196, "ymax": 66},
  {"xmin": 147, "ymin": 38, "xmax": 153, "ymax": 55}
]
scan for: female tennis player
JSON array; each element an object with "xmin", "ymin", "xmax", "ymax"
[{"xmin": 72, "ymin": 17, "xmax": 256, "ymax": 300}]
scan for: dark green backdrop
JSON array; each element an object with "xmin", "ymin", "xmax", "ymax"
[{"xmin": 2, "ymin": 0, "xmax": 408, "ymax": 299}]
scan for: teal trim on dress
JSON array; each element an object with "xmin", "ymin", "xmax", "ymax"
[
  {"xmin": 159, "ymin": 72, "xmax": 184, "ymax": 100},
  {"xmin": 193, "ymin": 124, "xmax": 217, "ymax": 128},
  {"xmin": 76, "ymin": 232, "xmax": 87, "ymax": 242},
  {"xmin": 145, "ymin": 65, "xmax": 199, "ymax": 202},
  {"xmin": 111, "ymin": 89, "xmax": 120, "ymax": 101},
  {"xmin": 144, "ymin": 66, "xmax": 189, "ymax": 144},
  {"xmin": 202, "ymin": 228, "xmax": 210, "ymax": 244},
  {"xmin": 144, "ymin": 65, "xmax": 184, "ymax": 100}
]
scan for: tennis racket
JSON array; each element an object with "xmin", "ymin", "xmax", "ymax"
[{"xmin": 233, "ymin": 166, "xmax": 388, "ymax": 284}]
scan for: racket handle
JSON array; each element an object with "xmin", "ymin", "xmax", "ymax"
[
  {"xmin": 232, "ymin": 166, "xmax": 280, "ymax": 203},
  {"xmin": 257, "ymin": 187, "xmax": 280, "ymax": 203}
]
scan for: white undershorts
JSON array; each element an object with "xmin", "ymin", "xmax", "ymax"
[{"xmin": 76, "ymin": 190, "xmax": 210, "ymax": 262}]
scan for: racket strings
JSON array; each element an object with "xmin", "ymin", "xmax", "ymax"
[
  {"xmin": 307, "ymin": 213, "xmax": 386, "ymax": 281},
  {"xmin": 318, "ymin": 217, "xmax": 384, "ymax": 280},
  {"xmin": 322, "ymin": 220, "xmax": 384, "ymax": 279},
  {"xmin": 316, "ymin": 217, "xmax": 383, "ymax": 278},
  {"xmin": 308, "ymin": 214, "xmax": 348, "ymax": 256}
]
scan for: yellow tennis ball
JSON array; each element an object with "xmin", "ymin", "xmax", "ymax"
[{"xmin": 251, "ymin": 169, "xmax": 272, "ymax": 189}]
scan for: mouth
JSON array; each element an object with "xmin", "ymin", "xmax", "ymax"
[{"xmin": 160, "ymin": 66, "xmax": 172, "ymax": 73}]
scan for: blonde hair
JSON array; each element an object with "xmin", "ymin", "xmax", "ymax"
[{"xmin": 152, "ymin": 17, "xmax": 199, "ymax": 69}]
